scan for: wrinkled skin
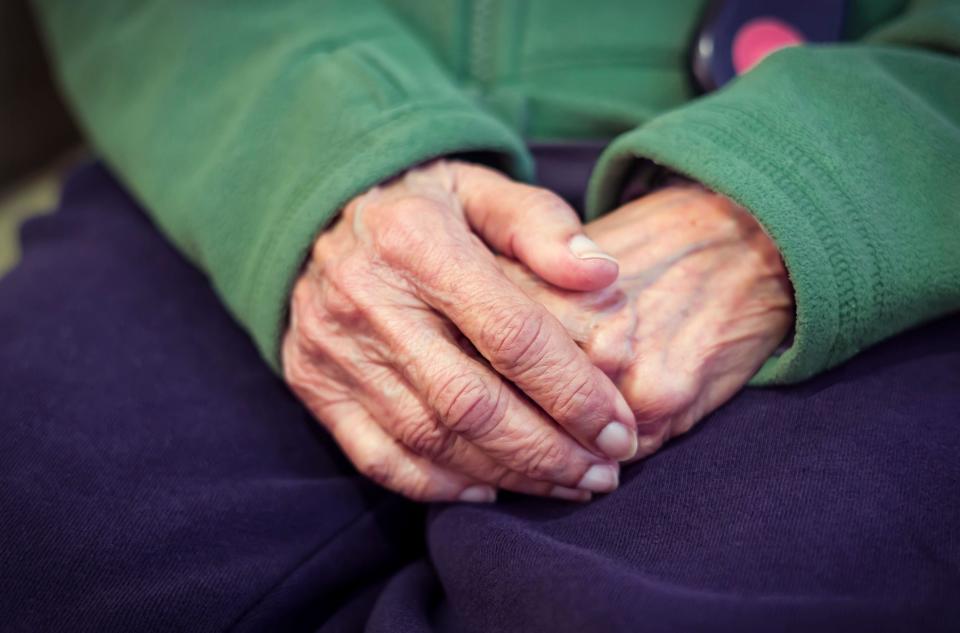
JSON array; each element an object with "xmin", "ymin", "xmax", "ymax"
[
  {"xmin": 500, "ymin": 183, "xmax": 795, "ymax": 458},
  {"xmin": 283, "ymin": 160, "xmax": 638, "ymax": 504}
]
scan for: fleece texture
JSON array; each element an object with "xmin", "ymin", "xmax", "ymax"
[{"xmin": 31, "ymin": 0, "xmax": 960, "ymax": 382}]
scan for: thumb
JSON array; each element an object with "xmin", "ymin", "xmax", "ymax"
[{"xmin": 452, "ymin": 161, "xmax": 619, "ymax": 291}]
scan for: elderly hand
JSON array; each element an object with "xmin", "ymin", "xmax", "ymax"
[
  {"xmin": 500, "ymin": 183, "xmax": 794, "ymax": 458},
  {"xmin": 283, "ymin": 160, "xmax": 637, "ymax": 503}
]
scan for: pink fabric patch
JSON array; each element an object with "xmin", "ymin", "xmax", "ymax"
[{"xmin": 732, "ymin": 17, "xmax": 806, "ymax": 75}]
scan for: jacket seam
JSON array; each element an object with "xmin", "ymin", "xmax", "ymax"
[
  {"xmin": 684, "ymin": 117, "xmax": 851, "ymax": 367},
  {"xmin": 700, "ymin": 103, "xmax": 888, "ymax": 357}
]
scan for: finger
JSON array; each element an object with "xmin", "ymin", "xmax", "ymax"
[
  {"xmin": 330, "ymin": 225, "xmax": 637, "ymax": 467},
  {"xmin": 283, "ymin": 292, "xmax": 488, "ymax": 503},
  {"xmin": 366, "ymin": 366, "xmax": 593, "ymax": 501},
  {"xmin": 324, "ymin": 401, "xmax": 497, "ymax": 503},
  {"xmin": 452, "ymin": 161, "xmax": 619, "ymax": 291},
  {"xmin": 382, "ymin": 317, "xmax": 621, "ymax": 492},
  {"xmin": 398, "ymin": 245, "xmax": 638, "ymax": 463},
  {"xmin": 283, "ymin": 285, "xmax": 591, "ymax": 501}
]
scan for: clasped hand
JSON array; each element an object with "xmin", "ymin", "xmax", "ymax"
[{"xmin": 283, "ymin": 160, "xmax": 793, "ymax": 502}]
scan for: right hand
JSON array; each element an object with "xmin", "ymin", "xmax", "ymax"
[
  {"xmin": 498, "ymin": 184, "xmax": 795, "ymax": 460},
  {"xmin": 282, "ymin": 160, "xmax": 637, "ymax": 503}
]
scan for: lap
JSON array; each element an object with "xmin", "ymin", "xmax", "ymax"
[
  {"xmin": 412, "ymin": 314, "xmax": 960, "ymax": 633},
  {"xmin": 0, "ymin": 163, "xmax": 423, "ymax": 632},
  {"xmin": 1, "ymin": 163, "xmax": 958, "ymax": 633}
]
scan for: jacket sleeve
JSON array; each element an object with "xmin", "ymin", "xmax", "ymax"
[
  {"xmin": 32, "ymin": 0, "xmax": 534, "ymax": 372},
  {"xmin": 586, "ymin": 0, "xmax": 960, "ymax": 385}
]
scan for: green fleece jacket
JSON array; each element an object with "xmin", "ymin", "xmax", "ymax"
[{"xmin": 32, "ymin": 0, "xmax": 960, "ymax": 383}]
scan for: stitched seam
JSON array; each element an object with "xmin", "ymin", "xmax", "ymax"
[
  {"xmin": 681, "ymin": 117, "xmax": 853, "ymax": 365},
  {"xmin": 704, "ymin": 103, "xmax": 889, "ymax": 342}
]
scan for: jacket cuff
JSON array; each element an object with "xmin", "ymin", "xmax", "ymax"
[
  {"xmin": 243, "ymin": 104, "xmax": 533, "ymax": 373},
  {"xmin": 586, "ymin": 57, "xmax": 861, "ymax": 385}
]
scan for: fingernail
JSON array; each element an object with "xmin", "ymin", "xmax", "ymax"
[
  {"xmin": 595, "ymin": 422, "xmax": 638, "ymax": 461},
  {"xmin": 458, "ymin": 485, "xmax": 497, "ymax": 503},
  {"xmin": 549, "ymin": 486, "xmax": 592, "ymax": 502},
  {"xmin": 569, "ymin": 235, "xmax": 618, "ymax": 264},
  {"xmin": 636, "ymin": 433, "xmax": 663, "ymax": 458},
  {"xmin": 577, "ymin": 464, "xmax": 619, "ymax": 493}
]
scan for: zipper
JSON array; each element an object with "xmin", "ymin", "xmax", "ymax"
[{"xmin": 469, "ymin": 0, "xmax": 496, "ymax": 89}]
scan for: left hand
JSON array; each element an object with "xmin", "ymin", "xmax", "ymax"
[{"xmin": 500, "ymin": 183, "xmax": 794, "ymax": 458}]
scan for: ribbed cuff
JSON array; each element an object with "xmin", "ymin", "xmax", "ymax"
[{"xmin": 586, "ymin": 102, "xmax": 871, "ymax": 385}]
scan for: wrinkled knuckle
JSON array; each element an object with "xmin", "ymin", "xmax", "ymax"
[
  {"xmin": 550, "ymin": 374, "xmax": 603, "ymax": 423},
  {"xmin": 401, "ymin": 420, "xmax": 455, "ymax": 460},
  {"xmin": 358, "ymin": 450, "xmax": 433, "ymax": 501},
  {"xmin": 484, "ymin": 308, "xmax": 548, "ymax": 371},
  {"xmin": 294, "ymin": 315, "xmax": 331, "ymax": 359},
  {"xmin": 632, "ymin": 397, "xmax": 671, "ymax": 423},
  {"xmin": 373, "ymin": 199, "xmax": 441, "ymax": 261},
  {"xmin": 435, "ymin": 373, "xmax": 504, "ymax": 439},
  {"xmin": 635, "ymin": 375, "xmax": 698, "ymax": 421},
  {"xmin": 325, "ymin": 285, "xmax": 362, "ymax": 322},
  {"xmin": 291, "ymin": 280, "xmax": 350, "ymax": 355},
  {"xmin": 485, "ymin": 464, "xmax": 513, "ymax": 488},
  {"xmin": 524, "ymin": 439, "xmax": 571, "ymax": 482},
  {"xmin": 320, "ymin": 257, "xmax": 370, "ymax": 320},
  {"xmin": 357, "ymin": 454, "xmax": 396, "ymax": 489},
  {"xmin": 374, "ymin": 213, "xmax": 418, "ymax": 258},
  {"xmin": 325, "ymin": 252, "xmax": 364, "ymax": 286},
  {"xmin": 396, "ymin": 196, "xmax": 446, "ymax": 218}
]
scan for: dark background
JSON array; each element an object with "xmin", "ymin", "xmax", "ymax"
[{"xmin": 0, "ymin": 0, "xmax": 79, "ymax": 189}]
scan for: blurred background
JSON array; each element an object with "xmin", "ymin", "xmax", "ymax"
[{"xmin": 0, "ymin": 0, "xmax": 82, "ymax": 276}]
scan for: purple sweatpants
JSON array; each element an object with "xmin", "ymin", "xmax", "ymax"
[{"xmin": 1, "ymin": 162, "xmax": 958, "ymax": 632}]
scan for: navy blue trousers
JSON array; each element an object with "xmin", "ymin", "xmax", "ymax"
[{"xmin": 1, "ymin": 163, "xmax": 959, "ymax": 632}]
